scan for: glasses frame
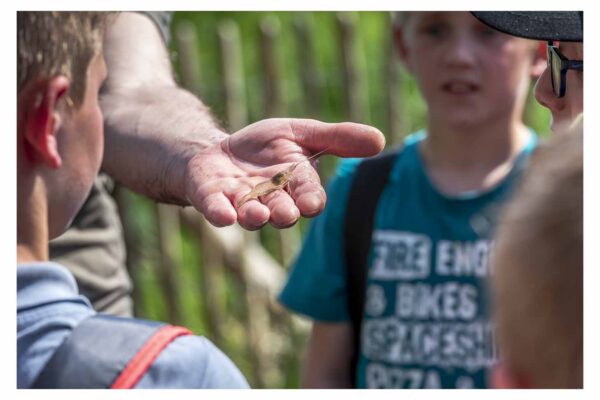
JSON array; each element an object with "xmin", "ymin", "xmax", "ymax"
[{"xmin": 547, "ymin": 41, "xmax": 583, "ymax": 98}]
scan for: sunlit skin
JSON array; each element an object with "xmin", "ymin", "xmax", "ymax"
[
  {"xmin": 101, "ymin": 14, "xmax": 386, "ymax": 232},
  {"xmin": 50, "ymin": 53, "xmax": 107, "ymax": 236},
  {"xmin": 393, "ymin": 12, "xmax": 545, "ymax": 195},
  {"xmin": 397, "ymin": 12, "xmax": 544, "ymax": 133},
  {"xmin": 534, "ymin": 42, "xmax": 583, "ymax": 131},
  {"xmin": 17, "ymin": 52, "xmax": 107, "ymax": 263}
]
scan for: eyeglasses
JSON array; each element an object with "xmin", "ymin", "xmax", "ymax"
[{"xmin": 547, "ymin": 41, "xmax": 583, "ymax": 98}]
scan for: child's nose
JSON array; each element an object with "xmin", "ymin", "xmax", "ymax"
[{"xmin": 445, "ymin": 35, "xmax": 477, "ymax": 68}]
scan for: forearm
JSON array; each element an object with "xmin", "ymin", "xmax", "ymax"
[
  {"xmin": 300, "ymin": 322, "xmax": 354, "ymax": 388},
  {"xmin": 101, "ymin": 84, "xmax": 227, "ymax": 205},
  {"xmin": 99, "ymin": 13, "xmax": 386, "ymax": 228},
  {"xmin": 301, "ymin": 366, "xmax": 353, "ymax": 388},
  {"xmin": 99, "ymin": 12, "xmax": 228, "ymax": 205}
]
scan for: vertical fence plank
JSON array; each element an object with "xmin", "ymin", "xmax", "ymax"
[
  {"xmin": 337, "ymin": 12, "xmax": 370, "ymax": 124},
  {"xmin": 260, "ymin": 15, "xmax": 282, "ymax": 117},
  {"xmin": 337, "ymin": 12, "xmax": 360, "ymax": 122},
  {"xmin": 196, "ymin": 218, "xmax": 227, "ymax": 347},
  {"xmin": 219, "ymin": 19, "xmax": 248, "ymax": 132},
  {"xmin": 112, "ymin": 185, "xmax": 143, "ymax": 317},
  {"xmin": 154, "ymin": 203, "xmax": 183, "ymax": 324},
  {"xmin": 292, "ymin": 13, "xmax": 320, "ymax": 118},
  {"xmin": 175, "ymin": 20, "xmax": 204, "ymax": 96}
]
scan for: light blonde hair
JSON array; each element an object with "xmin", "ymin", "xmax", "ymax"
[
  {"xmin": 390, "ymin": 11, "xmax": 415, "ymax": 32},
  {"xmin": 17, "ymin": 12, "xmax": 112, "ymax": 108},
  {"xmin": 492, "ymin": 126, "xmax": 583, "ymax": 388}
]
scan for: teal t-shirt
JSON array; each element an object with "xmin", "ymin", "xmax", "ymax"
[{"xmin": 278, "ymin": 130, "xmax": 537, "ymax": 389}]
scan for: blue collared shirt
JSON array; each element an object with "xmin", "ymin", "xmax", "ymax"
[{"xmin": 17, "ymin": 262, "xmax": 249, "ymax": 389}]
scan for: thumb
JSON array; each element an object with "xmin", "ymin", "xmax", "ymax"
[{"xmin": 289, "ymin": 119, "xmax": 385, "ymax": 158}]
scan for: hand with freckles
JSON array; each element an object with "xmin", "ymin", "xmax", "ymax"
[{"xmin": 184, "ymin": 118, "xmax": 385, "ymax": 230}]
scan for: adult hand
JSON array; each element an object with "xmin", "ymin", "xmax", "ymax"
[{"xmin": 184, "ymin": 118, "xmax": 385, "ymax": 230}]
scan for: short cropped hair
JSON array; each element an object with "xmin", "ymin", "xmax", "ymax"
[
  {"xmin": 492, "ymin": 127, "xmax": 583, "ymax": 388},
  {"xmin": 17, "ymin": 12, "xmax": 111, "ymax": 107},
  {"xmin": 390, "ymin": 11, "xmax": 411, "ymax": 29}
]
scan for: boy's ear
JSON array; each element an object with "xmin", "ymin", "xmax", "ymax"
[
  {"xmin": 489, "ymin": 362, "xmax": 533, "ymax": 389},
  {"xmin": 20, "ymin": 76, "xmax": 70, "ymax": 169},
  {"xmin": 393, "ymin": 25, "xmax": 413, "ymax": 73},
  {"xmin": 530, "ymin": 42, "xmax": 548, "ymax": 80}
]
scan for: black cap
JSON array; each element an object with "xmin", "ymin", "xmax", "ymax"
[{"xmin": 471, "ymin": 11, "xmax": 583, "ymax": 42}]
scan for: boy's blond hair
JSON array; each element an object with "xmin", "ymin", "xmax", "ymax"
[
  {"xmin": 391, "ymin": 11, "xmax": 411, "ymax": 28},
  {"xmin": 17, "ymin": 12, "xmax": 111, "ymax": 107},
  {"xmin": 492, "ymin": 127, "xmax": 583, "ymax": 388}
]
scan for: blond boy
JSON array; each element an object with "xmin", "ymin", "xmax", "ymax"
[
  {"xmin": 279, "ymin": 11, "xmax": 546, "ymax": 388},
  {"xmin": 490, "ymin": 127, "xmax": 582, "ymax": 388}
]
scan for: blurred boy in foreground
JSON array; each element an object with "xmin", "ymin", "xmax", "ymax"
[
  {"xmin": 472, "ymin": 11, "xmax": 583, "ymax": 388},
  {"xmin": 490, "ymin": 126, "xmax": 582, "ymax": 389}
]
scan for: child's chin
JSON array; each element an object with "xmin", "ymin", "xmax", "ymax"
[
  {"xmin": 49, "ymin": 208, "xmax": 80, "ymax": 240},
  {"xmin": 550, "ymin": 116, "xmax": 576, "ymax": 134},
  {"xmin": 53, "ymin": 191, "xmax": 92, "ymax": 239},
  {"xmin": 444, "ymin": 114, "xmax": 485, "ymax": 131}
]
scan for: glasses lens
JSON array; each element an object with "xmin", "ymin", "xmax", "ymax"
[{"xmin": 550, "ymin": 47, "xmax": 562, "ymax": 97}]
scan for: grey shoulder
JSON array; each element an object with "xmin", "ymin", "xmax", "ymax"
[{"xmin": 137, "ymin": 11, "xmax": 173, "ymax": 44}]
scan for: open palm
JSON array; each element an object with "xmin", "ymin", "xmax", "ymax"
[{"xmin": 184, "ymin": 118, "xmax": 385, "ymax": 230}]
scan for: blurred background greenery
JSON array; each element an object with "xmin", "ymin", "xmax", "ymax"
[{"xmin": 114, "ymin": 11, "xmax": 551, "ymax": 389}]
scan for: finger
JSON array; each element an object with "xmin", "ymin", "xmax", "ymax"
[
  {"xmin": 188, "ymin": 178, "xmax": 253, "ymax": 227},
  {"xmin": 236, "ymin": 200, "xmax": 271, "ymax": 230},
  {"xmin": 196, "ymin": 192, "xmax": 238, "ymax": 227},
  {"xmin": 295, "ymin": 183, "xmax": 327, "ymax": 218},
  {"xmin": 289, "ymin": 119, "xmax": 386, "ymax": 158},
  {"xmin": 260, "ymin": 190, "xmax": 301, "ymax": 228},
  {"xmin": 288, "ymin": 163, "xmax": 327, "ymax": 217},
  {"xmin": 227, "ymin": 181, "xmax": 271, "ymax": 230}
]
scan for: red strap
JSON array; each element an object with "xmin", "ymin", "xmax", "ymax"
[{"xmin": 110, "ymin": 325, "xmax": 192, "ymax": 389}]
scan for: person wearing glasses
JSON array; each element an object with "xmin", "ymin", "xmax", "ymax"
[
  {"xmin": 472, "ymin": 12, "xmax": 583, "ymax": 131},
  {"xmin": 471, "ymin": 11, "xmax": 583, "ymax": 388}
]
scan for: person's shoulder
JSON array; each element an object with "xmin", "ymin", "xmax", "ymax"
[
  {"xmin": 136, "ymin": 334, "xmax": 249, "ymax": 388},
  {"xmin": 135, "ymin": 12, "xmax": 173, "ymax": 44}
]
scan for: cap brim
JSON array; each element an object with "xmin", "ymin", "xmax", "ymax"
[{"xmin": 471, "ymin": 11, "xmax": 583, "ymax": 42}]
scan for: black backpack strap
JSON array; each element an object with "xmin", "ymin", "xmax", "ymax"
[
  {"xmin": 343, "ymin": 150, "xmax": 398, "ymax": 387},
  {"xmin": 32, "ymin": 314, "xmax": 191, "ymax": 388}
]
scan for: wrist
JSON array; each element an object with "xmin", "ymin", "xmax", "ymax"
[
  {"xmin": 208, "ymin": 128, "xmax": 229, "ymax": 144},
  {"xmin": 156, "ymin": 128, "xmax": 228, "ymax": 207},
  {"xmin": 176, "ymin": 129, "xmax": 229, "ymax": 206}
]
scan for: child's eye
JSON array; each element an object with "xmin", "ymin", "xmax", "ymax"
[{"xmin": 421, "ymin": 23, "xmax": 447, "ymax": 38}]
